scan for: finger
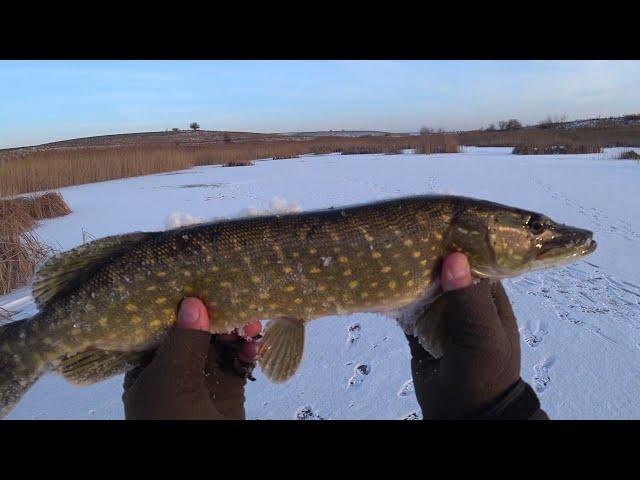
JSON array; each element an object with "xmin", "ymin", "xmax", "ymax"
[
  {"xmin": 239, "ymin": 321, "xmax": 262, "ymax": 338},
  {"xmin": 177, "ymin": 297, "xmax": 211, "ymax": 332},
  {"xmin": 441, "ymin": 253, "xmax": 473, "ymax": 292},
  {"xmin": 491, "ymin": 282, "xmax": 519, "ymax": 332}
]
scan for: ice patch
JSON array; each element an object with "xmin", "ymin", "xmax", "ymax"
[
  {"xmin": 239, "ymin": 196, "xmax": 302, "ymax": 217},
  {"xmin": 164, "ymin": 212, "xmax": 204, "ymax": 230}
]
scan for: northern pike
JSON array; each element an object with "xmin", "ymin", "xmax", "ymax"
[{"xmin": 0, "ymin": 195, "xmax": 597, "ymax": 417}]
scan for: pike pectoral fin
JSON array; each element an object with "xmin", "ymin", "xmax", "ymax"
[
  {"xmin": 54, "ymin": 348, "xmax": 152, "ymax": 385},
  {"xmin": 259, "ymin": 319, "xmax": 305, "ymax": 383},
  {"xmin": 414, "ymin": 296, "xmax": 449, "ymax": 358}
]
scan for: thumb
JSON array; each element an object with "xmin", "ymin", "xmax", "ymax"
[
  {"xmin": 441, "ymin": 253, "xmax": 473, "ymax": 292},
  {"xmin": 177, "ymin": 297, "xmax": 211, "ymax": 331}
]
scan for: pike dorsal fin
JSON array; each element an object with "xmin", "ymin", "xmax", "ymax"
[
  {"xmin": 259, "ymin": 319, "xmax": 305, "ymax": 383},
  {"xmin": 32, "ymin": 231, "xmax": 151, "ymax": 308},
  {"xmin": 54, "ymin": 348, "xmax": 151, "ymax": 385}
]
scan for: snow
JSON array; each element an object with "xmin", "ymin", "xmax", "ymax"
[{"xmin": 2, "ymin": 147, "xmax": 640, "ymax": 419}]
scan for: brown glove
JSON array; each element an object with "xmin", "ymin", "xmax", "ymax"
[
  {"xmin": 407, "ymin": 253, "xmax": 548, "ymax": 420},
  {"xmin": 122, "ymin": 297, "xmax": 262, "ymax": 420}
]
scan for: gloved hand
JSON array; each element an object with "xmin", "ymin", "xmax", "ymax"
[
  {"xmin": 122, "ymin": 297, "xmax": 262, "ymax": 420},
  {"xmin": 407, "ymin": 252, "xmax": 545, "ymax": 420}
]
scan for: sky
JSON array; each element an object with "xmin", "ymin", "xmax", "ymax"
[{"xmin": 1, "ymin": 60, "xmax": 639, "ymax": 148}]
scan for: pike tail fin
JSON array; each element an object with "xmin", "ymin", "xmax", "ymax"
[{"xmin": 0, "ymin": 317, "xmax": 47, "ymax": 419}]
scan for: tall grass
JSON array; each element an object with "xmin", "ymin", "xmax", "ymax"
[
  {"xmin": 0, "ymin": 135, "xmax": 459, "ymax": 197},
  {"xmin": 0, "ymin": 193, "xmax": 72, "ymax": 294},
  {"xmin": 459, "ymin": 125, "xmax": 640, "ymax": 150}
]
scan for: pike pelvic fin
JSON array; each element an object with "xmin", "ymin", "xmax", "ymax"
[
  {"xmin": 32, "ymin": 231, "xmax": 151, "ymax": 308},
  {"xmin": 259, "ymin": 319, "xmax": 305, "ymax": 383},
  {"xmin": 54, "ymin": 348, "xmax": 151, "ymax": 386},
  {"xmin": 414, "ymin": 296, "xmax": 449, "ymax": 358}
]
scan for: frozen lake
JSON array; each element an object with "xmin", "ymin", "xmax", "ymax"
[{"xmin": 3, "ymin": 147, "xmax": 640, "ymax": 419}]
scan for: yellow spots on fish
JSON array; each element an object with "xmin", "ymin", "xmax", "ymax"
[
  {"xmin": 233, "ymin": 245, "xmax": 242, "ymax": 252},
  {"xmin": 431, "ymin": 246, "xmax": 437, "ymax": 251},
  {"xmin": 292, "ymin": 252, "xmax": 300, "ymax": 258},
  {"xmin": 251, "ymin": 276, "xmax": 261, "ymax": 284},
  {"xmin": 423, "ymin": 269, "xmax": 432, "ymax": 277},
  {"xmin": 146, "ymin": 285, "xmax": 158, "ymax": 292},
  {"xmin": 384, "ymin": 243, "xmax": 393, "ymax": 249},
  {"xmin": 420, "ymin": 259, "xmax": 428, "ymax": 266},
  {"xmin": 310, "ymin": 267, "xmax": 322, "ymax": 274},
  {"xmin": 155, "ymin": 297, "xmax": 167, "ymax": 305},
  {"xmin": 333, "ymin": 246, "xmax": 341, "ymax": 253},
  {"xmin": 231, "ymin": 298, "xmax": 240, "ymax": 305},
  {"xmin": 249, "ymin": 303, "xmax": 258, "ymax": 310},
  {"xmin": 269, "ymin": 303, "xmax": 278, "ymax": 310},
  {"xmin": 125, "ymin": 304, "xmax": 138, "ymax": 312},
  {"xmin": 317, "ymin": 285, "xmax": 327, "ymax": 292},
  {"xmin": 348, "ymin": 280, "xmax": 359, "ymax": 289},
  {"xmin": 183, "ymin": 285, "xmax": 194, "ymax": 294},
  {"xmin": 85, "ymin": 304, "xmax": 95, "ymax": 312},
  {"xmin": 243, "ymin": 256, "xmax": 251, "ymax": 264},
  {"xmin": 259, "ymin": 292, "xmax": 270, "ymax": 300},
  {"xmin": 343, "ymin": 269, "xmax": 352, "ymax": 276},
  {"xmin": 131, "ymin": 316, "xmax": 142, "ymax": 325},
  {"xmin": 156, "ymin": 272, "xmax": 167, "ymax": 278},
  {"xmin": 339, "ymin": 255, "xmax": 348, "ymax": 263},
  {"xmin": 360, "ymin": 292, "xmax": 369, "ymax": 299},
  {"xmin": 239, "ymin": 312, "xmax": 248, "ymax": 319},
  {"xmin": 98, "ymin": 317, "xmax": 108, "ymax": 327},
  {"xmin": 364, "ymin": 234, "xmax": 374, "ymax": 242},
  {"xmin": 284, "ymin": 285, "xmax": 296, "ymax": 292},
  {"xmin": 211, "ymin": 265, "xmax": 220, "ymax": 272},
  {"xmin": 513, "ymin": 254, "xmax": 523, "ymax": 260},
  {"xmin": 381, "ymin": 266, "xmax": 392, "ymax": 273},
  {"xmin": 371, "ymin": 251, "xmax": 382, "ymax": 259},
  {"xmin": 163, "ymin": 309, "xmax": 174, "ymax": 317},
  {"xmin": 220, "ymin": 281, "xmax": 232, "ymax": 289},
  {"xmin": 393, "ymin": 253, "xmax": 401, "ymax": 259},
  {"xmin": 434, "ymin": 232, "xmax": 443, "ymax": 240},
  {"xmin": 283, "ymin": 266, "xmax": 293, "ymax": 274},
  {"xmin": 294, "ymin": 298, "xmax": 303, "ymax": 304},
  {"xmin": 370, "ymin": 281, "xmax": 379, "ymax": 288},
  {"xmin": 420, "ymin": 237, "xmax": 430, "ymax": 243},
  {"xmin": 206, "ymin": 255, "xmax": 213, "ymax": 262},
  {"xmin": 406, "ymin": 280, "xmax": 415, "ymax": 287},
  {"xmin": 326, "ymin": 296, "xmax": 336, "ymax": 302},
  {"xmin": 403, "ymin": 239, "xmax": 414, "ymax": 247},
  {"xmin": 308, "ymin": 248, "xmax": 317, "ymax": 255},
  {"xmin": 356, "ymin": 251, "xmax": 364, "ymax": 258},
  {"xmin": 330, "ymin": 232, "xmax": 340, "ymax": 241},
  {"xmin": 412, "ymin": 251, "xmax": 422, "ymax": 258},
  {"xmin": 402, "ymin": 270, "xmax": 410, "ymax": 277},
  {"xmin": 388, "ymin": 280, "xmax": 397, "ymax": 290},
  {"xmin": 117, "ymin": 285, "xmax": 126, "ymax": 293},
  {"xmin": 376, "ymin": 292, "xmax": 385, "ymax": 299},
  {"xmin": 457, "ymin": 227, "xmax": 469, "ymax": 234}
]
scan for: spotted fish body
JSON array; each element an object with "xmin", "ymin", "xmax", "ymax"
[{"xmin": 0, "ymin": 195, "xmax": 596, "ymax": 417}]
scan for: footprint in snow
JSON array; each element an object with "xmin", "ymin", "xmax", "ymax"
[
  {"xmin": 401, "ymin": 411, "xmax": 423, "ymax": 420},
  {"xmin": 520, "ymin": 324, "xmax": 549, "ymax": 348},
  {"xmin": 347, "ymin": 323, "xmax": 361, "ymax": 345},
  {"xmin": 347, "ymin": 363, "xmax": 371, "ymax": 388},
  {"xmin": 533, "ymin": 356, "xmax": 555, "ymax": 394},
  {"xmin": 295, "ymin": 406, "xmax": 324, "ymax": 420},
  {"xmin": 397, "ymin": 379, "xmax": 415, "ymax": 398}
]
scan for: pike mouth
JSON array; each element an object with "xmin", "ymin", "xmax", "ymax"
[{"xmin": 537, "ymin": 225, "xmax": 596, "ymax": 259}]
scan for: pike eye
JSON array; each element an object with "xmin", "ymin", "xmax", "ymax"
[{"xmin": 527, "ymin": 217, "xmax": 545, "ymax": 234}]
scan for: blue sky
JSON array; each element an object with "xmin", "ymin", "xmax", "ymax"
[{"xmin": 1, "ymin": 60, "xmax": 639, "ymax": 148}]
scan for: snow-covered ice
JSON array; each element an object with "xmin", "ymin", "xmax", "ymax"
[{"xmin": 2, "ymin": 147, "xmax": 640, "ymax": 419}]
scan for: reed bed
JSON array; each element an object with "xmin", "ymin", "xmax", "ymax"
[
  {"xmin": 0, "ymin": 135, "xmax": 459, "ymax": 197},
  {"xmin": 0, "ymin": 193, "xmax": 70, "ymax": 294}
]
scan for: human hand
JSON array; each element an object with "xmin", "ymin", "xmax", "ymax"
[
  {"xmin": 122, "ymin": 297, "xmax": 262, "ymax": 420},
  {"xmin": 406, "ymin": 252, "xmax": 524, "ymax": 419}
]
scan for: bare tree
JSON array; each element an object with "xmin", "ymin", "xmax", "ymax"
[
  {"xmin": 420, "ymin": 126, "xmax": 434, "ymax": 135},
  {"xmin": 190, "ymin": 122, "xmax": 200, "ymax": 131}
]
